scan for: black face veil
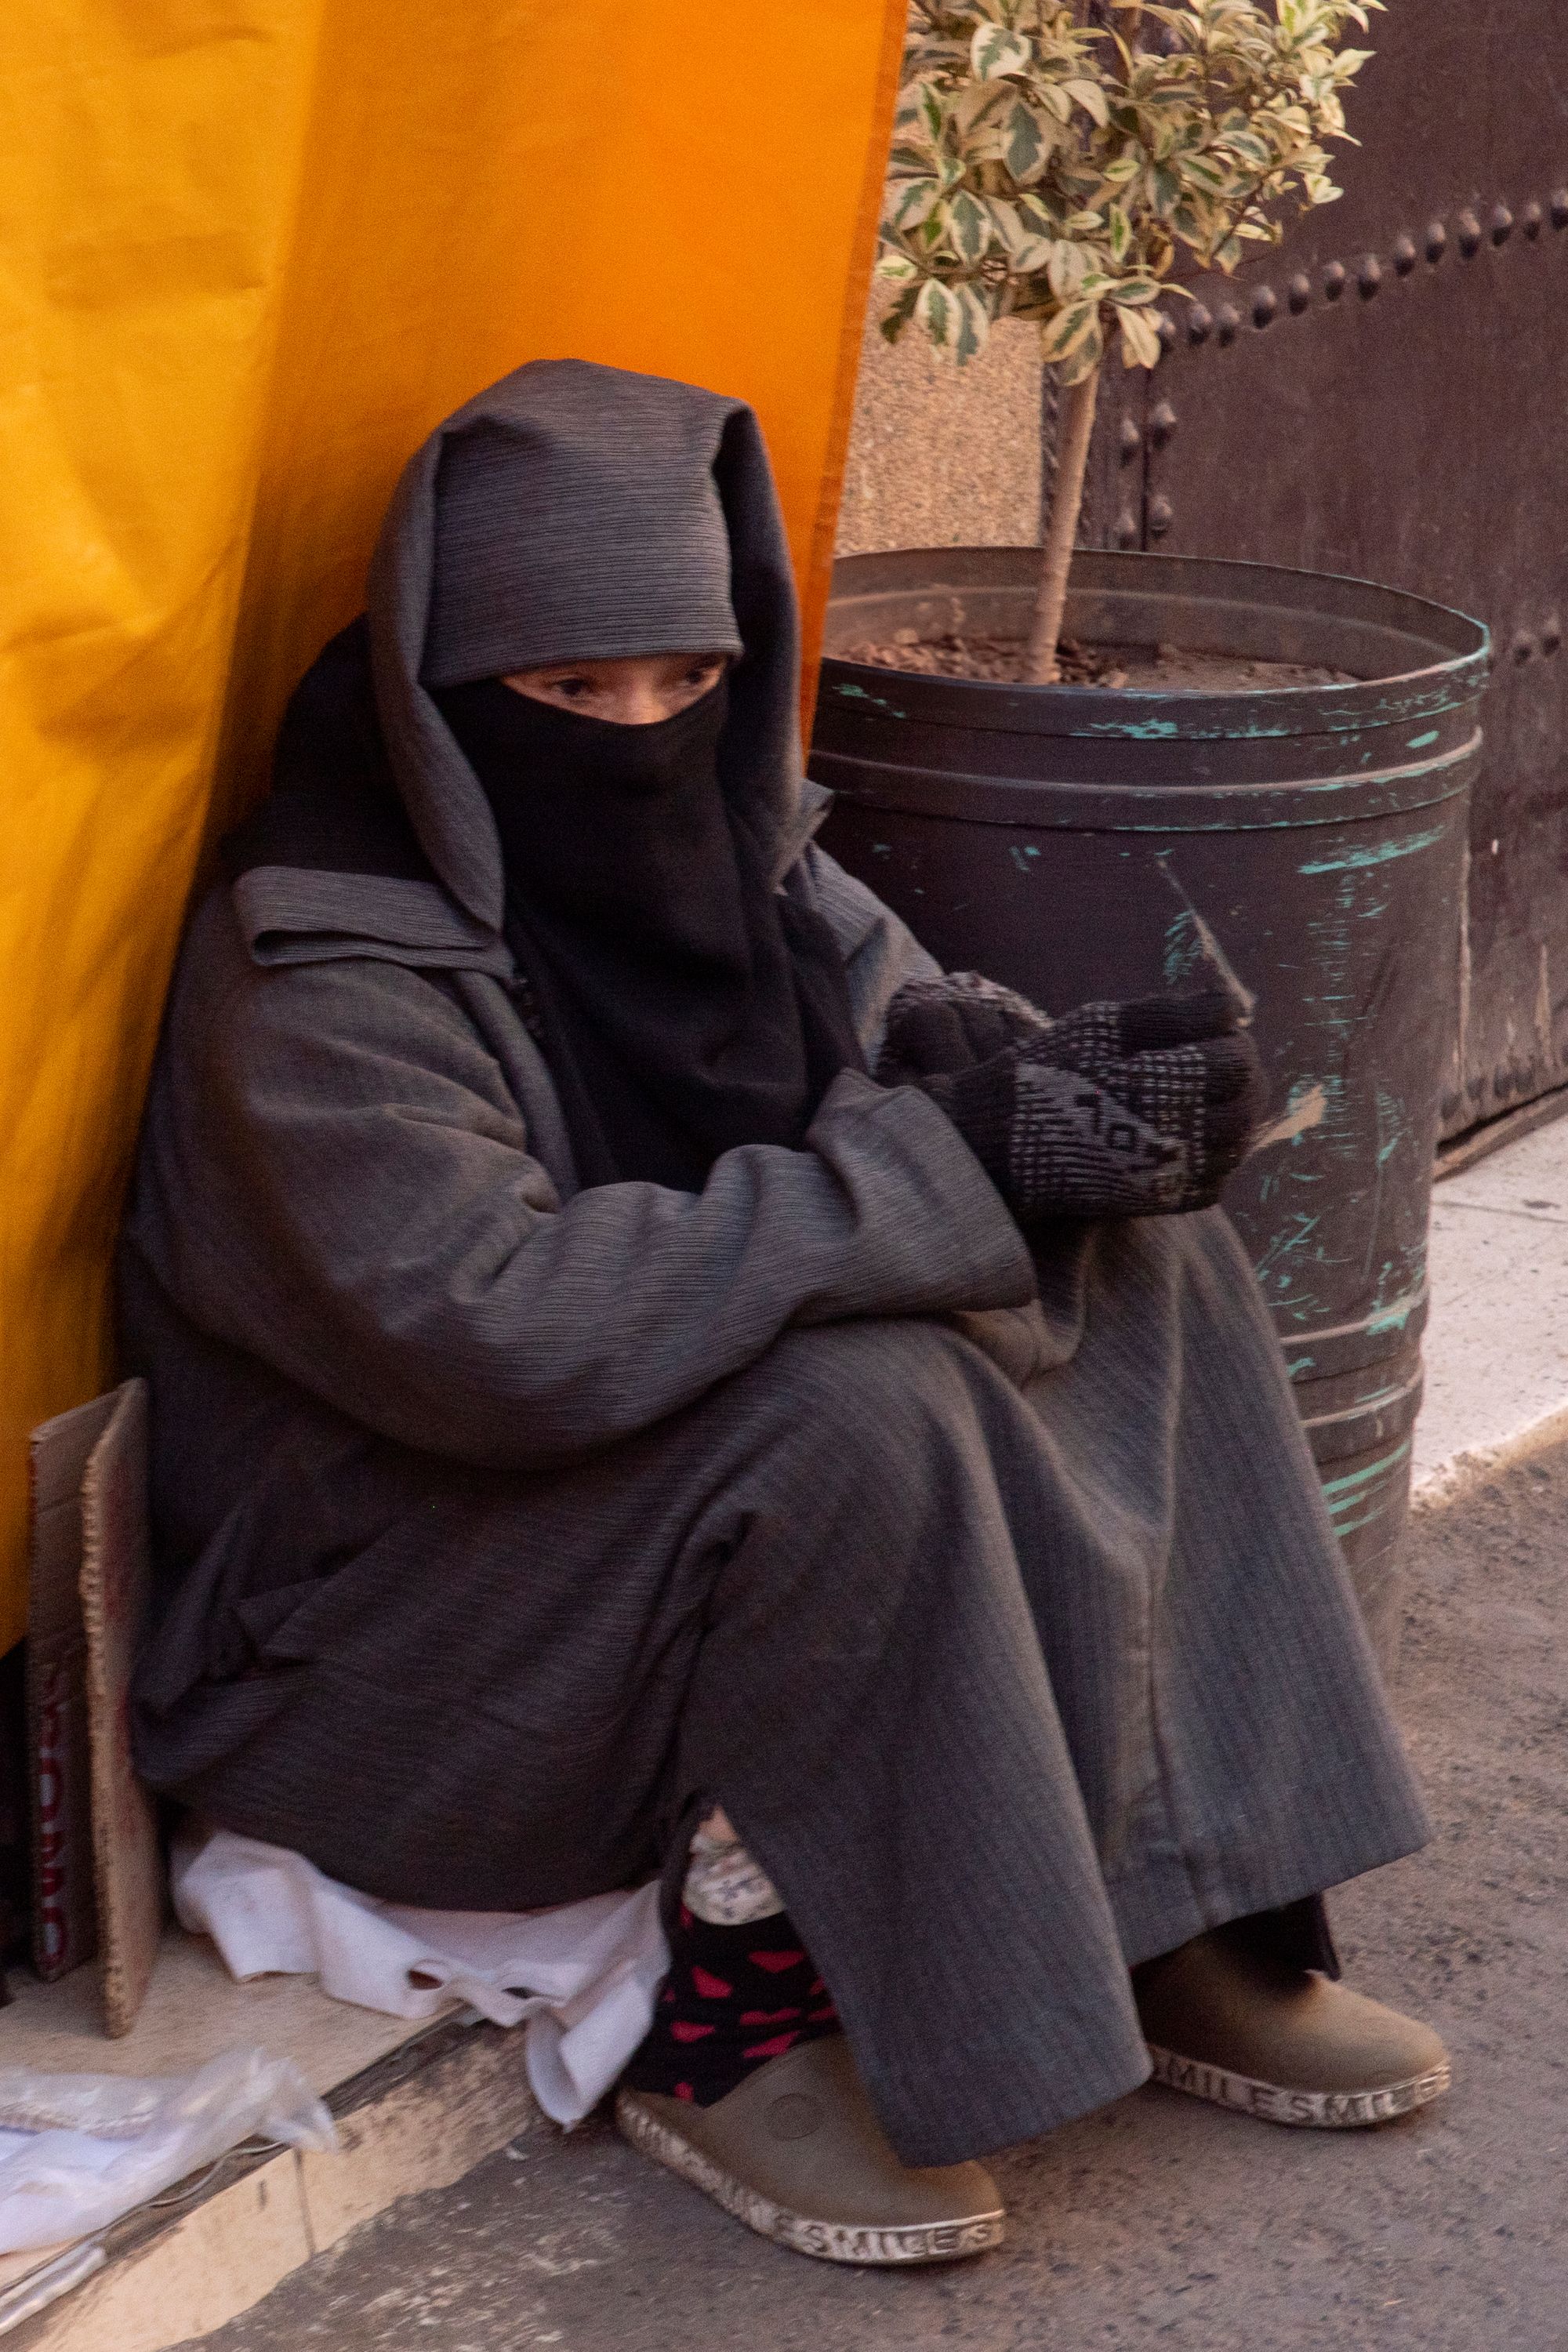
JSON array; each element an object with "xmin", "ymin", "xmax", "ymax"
[
  {"xmin": 407, "ymin": 364, "xmax": 866, "ymax": 1189},
  {"xmin": 434, "ymin": 665, "xmax": 865, "ymax": 1188}
]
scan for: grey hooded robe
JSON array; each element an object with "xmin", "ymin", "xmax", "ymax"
[{"xmin": 122, "ymin": 361, "xmax": 1430, "ymax": 2168}]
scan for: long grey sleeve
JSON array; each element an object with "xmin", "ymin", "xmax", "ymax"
[
  {"xmin": 793, "ymin": 842, "xmax": 942, "ymax": 1058},
  {"xmin": 128, "ymin": 895, "xmax": 1036, "ymax": 1468}
]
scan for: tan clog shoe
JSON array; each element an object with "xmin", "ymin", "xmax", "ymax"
[
  {"xmin": 1134, "ymin": 1929, "xmax": 1450, "ymax": 2128},
  {"xmin": 616, "ymin": 2034, "xmax": 1004, "ymax": 2264}
]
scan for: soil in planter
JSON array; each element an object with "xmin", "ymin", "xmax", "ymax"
[{"xmin": 841, "ymin": 630, "xmax": 1359, "ymax": 691}]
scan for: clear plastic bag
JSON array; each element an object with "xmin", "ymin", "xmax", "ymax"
[{"xmin": 0, "ymin": 2047, "xmax": 336, "ymax": 2253}]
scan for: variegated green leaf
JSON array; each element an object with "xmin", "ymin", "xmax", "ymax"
[
  {"xmin": 1171, "ymin": 198, "xmax": 1206, "ymax": 245},
  {"xmin": 892, "ymin": 82, "xmax": 936, "ymax": 145},
  {"xmin": 886, "ymin": 176, "xmax": 942, "ymax": 233},
  {"xmin": 946, "ymin": 189, "xmax": 992, "ymax": 263},
  {"xmin": 1001, "ymin": 98, "xmax": 1051, "ymax": 183},
  {"xmin": 1058, "ymin": 321, "xmax": 1105, "ymax": 387},
  {"xmin": 1047, "ymin": 239, "xmax": 1088, "ymax": 297},
  {"xmin": 986, "ymin": 195, "xmax": 1023, "ymax": 248},
  {"xmin": 1014, "ymin": 189, "xmax": 1058, "ymax": 233},
  {"xmin": 994, "ymin": 211, "xmax": 1056, "ymax": 272},
  {"xmin": 1116, "ymin": 303, "xmax": 1164, "ymax": 368},
  {"xmin": 949, "ymin": 78, "xmax": 1012, "ymax": 136},
  {"xmin": 874, "ymin": 248, "xmax": 921, "ymax": 282},
  {"xmin": 971, "ymin": 24, "xmax": 1032, "ymax": 79},
  {"xmin": 1062, "ymin": 78, "xmax": 1110, "ymax": 127},
  {"xmin": 878, "ymin": 284, "xmax": 919, "ymax": 346},
  {"xmin": 914, "ymin": 275, "xmax": 960, "ymax": 352},
  {"xmin": 916, "ymin": 78, "xmax": 946, "ymax": 143},
  {"xmin": 953, "ymin": 282, "xmax": 992, "ymax": 364},
  {"xmin": 1225, "ymin": 129, "xmax": 1274, "ymax": 166},
  {"xmin": 1039, "ymin": 297, "xmax": 1102, "ymax": 365}
]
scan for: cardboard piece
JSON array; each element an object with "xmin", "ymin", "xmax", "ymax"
[
  {"xmin": 25, "ymin": 1381, "xmax": 165, "ymax": 2033},
  {"xmin": 78, "ymin": 1381, "xmax": 163, "ymax": 2037},
  {"xmin": 26, "ymin": 1399, "xmax": 117, "ymax": 1982}
]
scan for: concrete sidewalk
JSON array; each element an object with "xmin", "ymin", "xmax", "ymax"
[
  {"xmin": 182, "ymin": 1424, "xmax": 1568, "ymax": 2352},
  {"xmin": 1417, "ymin": 1113, "xmax": 1568, "ymax": 1495}
]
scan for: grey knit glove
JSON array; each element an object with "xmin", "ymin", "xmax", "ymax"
[
  {"xmin": 877, "ymin": 975, "xmax": 1265, "ymax": 1221},
  {"xmin": 878, "ymin": 971, "xmax": 1248, "ymax": 1087}
]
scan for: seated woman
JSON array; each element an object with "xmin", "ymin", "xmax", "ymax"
[{"xmin": 123, "ymin": 358, "xmax": 1446, "ymax": 2269}]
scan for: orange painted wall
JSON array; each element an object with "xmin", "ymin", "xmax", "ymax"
[{"xmin": 0, "ymin": 2, "xmax": 903, "ymax": 1646}]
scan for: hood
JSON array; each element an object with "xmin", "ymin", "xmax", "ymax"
[{"xmin": 366, "ymin": 357, "xmax": 808, "ymax": 935}]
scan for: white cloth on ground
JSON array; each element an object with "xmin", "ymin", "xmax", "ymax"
[{"xmin": 171, "ymin": 1829, "xmax": 667, "ymax": 2127}]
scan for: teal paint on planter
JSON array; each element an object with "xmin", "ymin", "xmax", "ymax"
[{"xmin": 811, "ymin": 548, "xmax": 1489, "ymax": 1661}]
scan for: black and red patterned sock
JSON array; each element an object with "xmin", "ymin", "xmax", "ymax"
[{"xmin": 622, "ymin": 1906, "xmax": 841, "ymax": 2107}]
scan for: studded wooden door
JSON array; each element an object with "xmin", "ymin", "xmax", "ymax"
[{"xmin": 1080, "ymin": 2, "xmax": 1568, "ymax": 1137}]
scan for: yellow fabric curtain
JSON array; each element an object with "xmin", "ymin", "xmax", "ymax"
[{"xmin": 0, "ymin": 2, "xmax": 903, "ymax": 1649}]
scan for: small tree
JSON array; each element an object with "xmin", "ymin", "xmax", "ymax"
[{"xmin": 877, "ymin": 0, "xmax": 1383, "ymax": 681}]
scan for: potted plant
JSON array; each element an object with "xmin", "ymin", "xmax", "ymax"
[
  {"xmin": 872, "ymin": 0, "xmax": 1381, "ymax": 682},
  {"xmin": 809, "ymin": 0, "xmax": 1491, "ymax": 1650}
]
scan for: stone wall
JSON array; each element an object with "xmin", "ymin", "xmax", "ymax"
[{"xmin": 833, "ymin": 294, "xmax": 1046, "ymax": 557}]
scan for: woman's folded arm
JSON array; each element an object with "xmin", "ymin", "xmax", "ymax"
[{"xmin": 128, "ymin": 895, "xmax": 1036, "ymax": 1468}]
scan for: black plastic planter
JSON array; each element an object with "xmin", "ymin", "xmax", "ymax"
[{"xmin": 811, "ymin": 547, "xmax": 1490, "ymax": 1660}]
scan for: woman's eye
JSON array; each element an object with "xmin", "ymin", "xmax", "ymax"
[{"xmin": 552, "ymin": 677, "xmax": 594, "ymax": 700}]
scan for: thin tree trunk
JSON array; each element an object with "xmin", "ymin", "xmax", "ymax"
[{"xmin": 1024, "ymin": 361, "xmax": 1102, "ymax": 686}]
